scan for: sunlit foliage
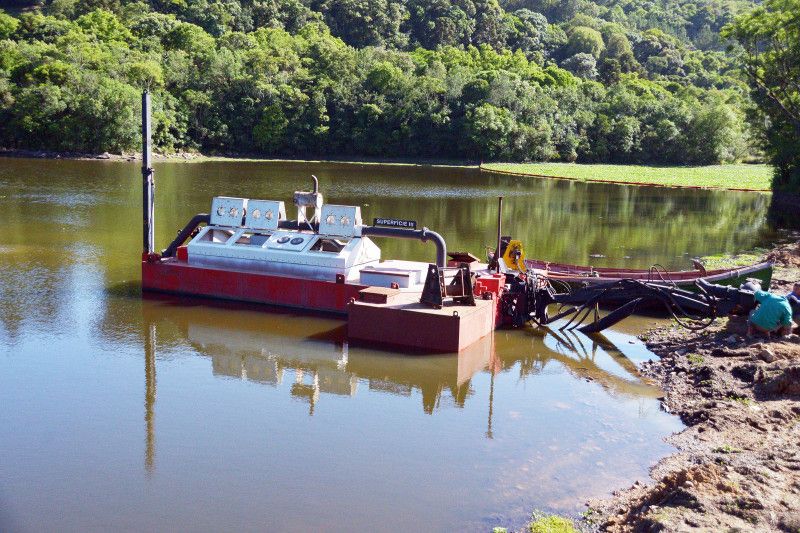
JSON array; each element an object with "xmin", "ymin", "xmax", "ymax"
[{"xmin": 0, "ymin": 0, "xmax": 759, "ymax": 166}]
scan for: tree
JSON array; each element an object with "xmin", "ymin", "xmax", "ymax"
[
  {"xmin": 562, "ymin": 53, "xmax": 597, "ymax": 79},
  {"xmin": 0, "ymin": 10, "xmax": 19, "ymax": 39},
  {"xmin": 602, "ymin": 32, "xmax": 637, "ymax": 72},
  {"xmin": 686, "ymin": 99, "xmax": 747, "ymax": 164},
  {"xmin": 253, "ymin": 103, "xmax": 288, "ymax": 152},
  {"xmin": 317, "ymin": 0, "xmax": 407, "ymax": 48},
  {"xmin": 724, "ymin": 0, "xmax": 800, "ymax": 193},
  {"xmin": 130, "ymin": 12, "xmax": 180, "ymax": 41},
  {"xmin": 566, "ymin": 26, "xmax": 604, "ymax": 58},
  {"xmin": 249, "ymin": 0, "xmax": 320, "ymax": 32},
  {"xmin": 506, "ymin": 9, "xmax": 548, "ymax": 59},
  {"xmin": 472, "ymin": 0, "xmax": 507, "ymax": 49},
  {"xmin": 75, "ymin": 9, "xmax": 131, "ymax": 42},
  {"xmin": 407, "ymin": 0, "xmax": 473, "ymax": 48},
  {"xmin": 14, "ymin": 12, "xmax": 72, "ymax": 42},
  {"xmin": 162, "ymin": 21, "xmax": 215, "ymax": 55},
  {"xmin": 463, "ymin": 102, "xmax": 517, "ymax": 159}
]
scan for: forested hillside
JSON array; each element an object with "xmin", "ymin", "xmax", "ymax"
[{"xmin": 0, "ymin": 0, "xmax": 759, "ymax": 163}]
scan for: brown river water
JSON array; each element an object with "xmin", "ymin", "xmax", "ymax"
[{"xmin": 0, "ymin": 159, "xmax": 777, "ymax": 531}]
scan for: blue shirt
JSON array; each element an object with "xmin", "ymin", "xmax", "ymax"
[{"xmin": 751, "ymin": 290, "xmax": 792, "ymax": 330}]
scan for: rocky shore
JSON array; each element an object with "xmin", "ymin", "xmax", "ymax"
[{"xmin": 590, "ymin": 239, "xmax": 800, "ymax": 532}]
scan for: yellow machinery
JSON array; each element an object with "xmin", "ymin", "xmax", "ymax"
[{"xmin": 501, "ymin": 239, "xmax": 527, "ymax": 272}]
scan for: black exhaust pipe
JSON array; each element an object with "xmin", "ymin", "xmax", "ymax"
[{"xmin": 142, "ymin": 91, "xmax": 155, "ymax": 255}]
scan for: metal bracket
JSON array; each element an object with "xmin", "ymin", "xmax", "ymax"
[{"xmin": 420, "ymin": 263, "xmax": 476, "ymax": 309}]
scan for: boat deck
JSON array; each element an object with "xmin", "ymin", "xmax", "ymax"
[{"xmin": 347, "ymin": 289, "xmax": 497, "ymax": 353}]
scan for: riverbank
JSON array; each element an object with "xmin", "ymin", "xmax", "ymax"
[
  {"xmin": 589, "ymin": 238, "xmax": 800, "ymax": 532},
  {"xmin": 481, "ymin": 162, "xmax": 773, "ymax": 192},
  {"xmin": 1, "ymin": 149, "xmax": 775, "ymax": 192},
  {"xmin": 0, "ymin": 149, "xmax": 477, "ymax": 168}
]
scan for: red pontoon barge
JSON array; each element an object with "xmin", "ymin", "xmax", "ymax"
[{"xmin": 138, "ymin": 92, "xmax": 504, "ymax": 353}]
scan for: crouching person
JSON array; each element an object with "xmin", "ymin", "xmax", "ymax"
[
  {"xmin": 789, "ymin": 283, "xmax": 800, "ymax": 329},
  {"xmin": 748, "ymin": 288, "xmax": 793, "ymax": 338}
]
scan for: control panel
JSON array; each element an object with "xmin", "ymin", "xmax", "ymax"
[
  {"xmin": 188, "ymin": 194, "xmax": 381, "ymax": 281},
  {"xmin": 266, "ymin": 231, "xmax": 313, "ymax": 252},
  {"xmin": 319, "ymin": 205, "xmax": 362, "ymax": 238},
  {"xmin": 211, "ymin": 197, "xmax": 247, "ymax": 227},
  {"xmin": 244, "ymin": 200, "xmax": 285, "ymax": 231}
]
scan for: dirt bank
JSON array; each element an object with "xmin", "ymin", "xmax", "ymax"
[{"xmin": 590, "ymin": 238, "xmax": 800, "ymax": 532}]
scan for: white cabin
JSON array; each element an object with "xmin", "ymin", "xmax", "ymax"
[{"xmin": 186, "ymin": 196, "xmax": 427, "ymax": 287}]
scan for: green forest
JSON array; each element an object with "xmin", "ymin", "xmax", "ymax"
[{"xmin": 0, "ymin": 0, "xmax": 798, "ymax": 191}]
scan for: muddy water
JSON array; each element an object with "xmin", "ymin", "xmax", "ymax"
[{"xmin": 0, "ymin": 159, "xmax": 774, "ymax": 531}]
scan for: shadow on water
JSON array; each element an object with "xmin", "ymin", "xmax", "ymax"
[
  {"xmin": 768, "ymin": 192, "xmax": 800, "ymax": 230},
  {"xmin": 107, "ymin": 280, "xmax": 142, "ymax": 298}
]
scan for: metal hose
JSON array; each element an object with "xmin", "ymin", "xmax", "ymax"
[
  {"xmin": 161, "ymin": 213, "xmax": 210, "ymax": 257},
  {"xmin": 360, "ymin": 226, "xmax": 447, "ymax": 267}
]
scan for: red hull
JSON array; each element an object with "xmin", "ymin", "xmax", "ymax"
[
  {"xmin": 142, "ymin": 257, "xmax": 503, "ymax": 353},
  {"xmin": 142, "ymin": 258, "xmax": 365, "ymax": 314}
]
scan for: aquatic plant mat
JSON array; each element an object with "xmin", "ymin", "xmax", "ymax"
[{"xmin": 482, "ymin": 163, "xmax": 773, "ymax": 192}]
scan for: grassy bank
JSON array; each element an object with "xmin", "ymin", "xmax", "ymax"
[{"xmin": 481, "ymin": 163, "xmax": 773, "ymax": 191}]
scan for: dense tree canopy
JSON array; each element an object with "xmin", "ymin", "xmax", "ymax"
[
  {"xmin": 0, "ymin": 0, "xmax": 764, "ymax": 164},
  {"xmin": 724, "ymin": 0, "xmax": 800, "ymax": 193}
]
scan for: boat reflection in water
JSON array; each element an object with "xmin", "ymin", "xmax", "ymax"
[
  {"xmin": 192, "ymin": 322, "xmax": 496, "ymax": 416},
  {"xmin": 142, "ymin": 294, "xmax": 661, "ymax": 429},
  {"xmin": 144, "ymin": 295, "xmax": 498, "ymax": 416},
  {"xmin": 126, "ymin": 290, "xmax": 676, "ymax": 529}
]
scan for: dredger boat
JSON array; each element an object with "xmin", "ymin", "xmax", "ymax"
[
  {"xmin": 138, "ymin": 93, "xmax": 505, "ymax": 352},
  {"xmin": 142, "ymin": 175, "xmax": 505, "ymax": 352},
  {"xmin": 137, "ymin": 92, "xmax": 768, "ymax": 352}
]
